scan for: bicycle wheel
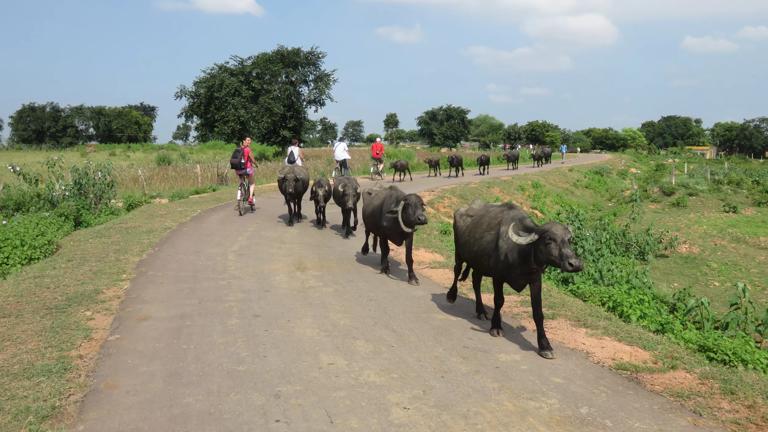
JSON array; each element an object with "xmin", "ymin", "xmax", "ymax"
[{"xmin": 237, "ymin": 182, "xmax": 247, "ymax": 216}]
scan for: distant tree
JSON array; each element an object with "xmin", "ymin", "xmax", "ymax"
[
  {"xmin": 470, "ymin": 114, "xmax": 505, "ymax": 149},
  {"xmin": 90, "ymin": 107, "xmax": 153, "ymax": 143},
  {"xmin": 743, "ymin": 117, "xmax": 768, "ymax": 156},
  {"xmin": 317, "ymin": 117, "xmax": 338, "ymax": 145},
  {"xmin": 341, "ymin": 120, "xmax": 365, "ymax": 143},
  {"xmin": 581, "ymin": 128, "xmax": 627, "ymax": 151},
  {"xmin": 383, "ymin": 113, "xmax": 400, "ymax": 145},
  {"xmin": 621, "ymin": 127, "xmax": 650, "ymax": 152},
  {"xmin": 639, "ymin": 115, "xmax": 706, "ymax": 150},
  {"xmin": 417, "ymin": 104, "xmax": 471, "ymax": 148},
  {"xmin": 0, "ymin": 118, "xmax": 4, "ymax": 144},
  {"xmin": 523, "ymin": 120, "xmax": 560, "ymax": 147},
  {"xmin": 712, "ymin": 119, "xmax": 768, "ymax": 156},
  {"xmin": 561, "ymin": 129, "xmax": 592, "ymax": 152},
  {"xmin": 403, "ymin": 129, "xmax": 420, "ymax": 143},
  {"xmin": 365, "ymin": 133, "xmax": 381, "ymax": 144},
  {"xmin": 504, "ymin": 123, "xmax": 525, "ymax": 146},
  {"xmin": 385, "ymin": 128, "xmax": 405, "ymax": 144},
  {"xmin": 9, "ymin": 102, "xmax": 81, "ymax": 147},
  {"xmin": 173, "ymin": 122, "xmax": 193, "ymax": 144},
  {"xmin": 124, "ymin": 102, "xmax": 158, "ymax": 124},
  {"xmin": 176, "ymin": 46, "xmax": 337, "ymax": 145}
]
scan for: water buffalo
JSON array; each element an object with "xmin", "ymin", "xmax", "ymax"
[
  {"xmin": 391, "ymin": 160, "xmax": 413, "ymax": 182},
  {"xmin": 503, "ymin": 150, "xmax": 519, "ymax": 170},
  {"xmin": 447, "ymin": 154, "xmax": 464, "ymax": 177},
  {"xmin": 361, "ymin": 185, "xmax": 428, "ymax": 285},
  {"xmin": 425, "ymin": 157, "xmax": 441, "ymax": 177},
  {"xmin": 542, "ymin": 147, "xmax": 553, "ymax": 165},
  {"xmin": 446, "ymin": 200, "xmax": 583, "ymax": 359},
  {"xmin": 476, "ymin": 154, "xmax": 490, "ymax": 176},
  {"xmin": 310, "ymin": 178, "xmax": 332, "ymax": 227},
  {"xmin": 278, "ymin": 165, "xmax": 310, "ymax": 226},
  {"xmin": 332, "ymin": 176, "xmax": 361, "ymax": 238},
  {"xmin": 532, "ymin": 148, "xmax": 545, "ymax": 168}
]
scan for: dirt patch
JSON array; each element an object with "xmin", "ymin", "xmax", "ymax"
[
  {"xmin": 637, "ymin": 370, "xmax": 709, "ymax": 394},
  {"xmin": 676, "ymin": 241, "xmax": 701, "ymax": 254}
]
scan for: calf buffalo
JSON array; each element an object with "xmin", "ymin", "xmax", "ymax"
[
  {"xmin": 332, "ymin": 176, "xmax": 361, "ymax": 238},
  {"xmin": 447, "ymin": 200, "xmax": 583, "ymax": 359},
  {"xmin": 278, "ymin": 165, "xmax": 310, "ymax": 226},
  {"xmin": 310, "ymin": 178, "xmax": 332, "ymax": 227},
  {"xmin": 390, "ymin": 160, "xmax": 413, "ymax": 182},
  {"xmin": 542, "ymin": 147, "xmax": 553, "ymax": 165},
  {"xmin": 476, "ymin": 154, "xmax": 490, "ymax": 176},
  {"xmin": 532, "ymin": 148, "xmax": 545, "ymax": 168},
  {"xmin": 503, "ymin": 150, "xmax": 519, "ymax": 170},
  {"xmin": 447, "ymin": 154, "xmax": 464, "ymax": 177},
  {"xmin": 361, "ymin": 185, "xmax": 428, "ymax": 285},
  {"xmin": 425, "ymin": 157, "xmax": 441, "ymax": 177}
]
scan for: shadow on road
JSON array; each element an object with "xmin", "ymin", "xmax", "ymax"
[
  {"xmin": 329, "ymin": 223, "xmax": 358, "ymax": 239},
  {"xmin": 429, "ymin": 292, "xmax": 538, "ymax": 354},
  {"xmin": 353, "ymin": 251, "xmax": 411, "ymax": 284}
]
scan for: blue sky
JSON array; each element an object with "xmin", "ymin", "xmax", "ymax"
[{"xmin": 1, "ymin": 0, "xmax": 767, "ymax": 142}]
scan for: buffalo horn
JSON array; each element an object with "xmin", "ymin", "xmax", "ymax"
[
  {"xmin": 397, "ymin": 201, "xmax": 414, "ymax": 233},
  {"xmin": 508, "ymin": 222, "xmax": 538, "ymax": 245}
]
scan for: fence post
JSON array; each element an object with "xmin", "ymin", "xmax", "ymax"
[
  {"xmin": 684, "ymin": 162, "xmax": 688, "ymax": 175},
  {"xmin": 707, "ymin": 166, "xmax": 711, "ymax": 183},
  {"xmin": 671, "ymin": 164, "xmax": 676, "ymax": 186},
  {"xmin": 138, "ymin": 168, "xmax": 147, "ymax": 195},
  {"xmin": 196, "ymin": 164, "xmax": 202, "ymax": 187}
]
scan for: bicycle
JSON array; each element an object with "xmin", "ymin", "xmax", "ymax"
[
  {"xmin": 332, "ymin": 160, "xmax": 351, "ymax": 178},
  {"xmin": 236, "ymin": 174, "xmax": 255, "ymax": 216},
  {"xmin": 370, "ymin": 158, "xmax": 384, "ymax": 180}
]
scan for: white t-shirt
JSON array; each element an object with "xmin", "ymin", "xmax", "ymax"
[
  {"xmin": 285, "ymin": 145, "xmax": 303, "ymax": 166},
  {"xmin": 333, "ymin": 141, "xmax": 351, "ymax": 161}
]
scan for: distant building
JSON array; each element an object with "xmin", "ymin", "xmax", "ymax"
[{"xmin": 685, "ymin": 146, "xmax": 717, "ymax": 159}]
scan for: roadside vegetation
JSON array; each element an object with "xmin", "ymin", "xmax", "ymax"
[{"xmin": 416, "ymin": 152, "xmax": 768, "ymax": 430}]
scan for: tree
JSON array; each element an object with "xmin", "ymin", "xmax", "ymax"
[
  {"xmin": 383, "ymin": 113, "xmax": 400, "ymax": 145},
  {"xmin": 743, "ymin": 117, "xmax": 768, "ymax": 156},
  {"xmin": 0, "ymin": 118, "xmax": 4, "ymax": 145},
  {"xmin": 621, "ymin": 127, "xmax": 650, "ymax": 152},
  {"xmin": 711, "ymin": 119, "xmax": 768, "ymax": 156},
  {"xmin": 175, "ymin": 46, "xmax": 337, "ymax": 145},
  {"xmin": 173, "ymin": 122, "xmax": 193, "ymax": 144},
  {"xmin": 365, "ymin": 133, "xmax": 381, "ymax": 144},
  {"xmin": 470, "ymin": 114, "xmax": 505, "ymax": 149},
  {"xmin": 385, "ymin": 128, "xmax": 405, "ymax": 144},
  {"xmin": 341, "ymin": 120, "xmax": 365, "ymax": 143},
  {"xmin": 403, "ymin": 129, "xmax": 420, "ymax": 143},
  {"xmin": 523, "ymin": 120, "xmax": 560, "ymax": 147},
  {"xmin": 89, "ymin": 106, "xmax": 153, "ymax": 143},
  {"xmin": 9, "ymin": 102, "xmax": 81, "ymax": 147},
  {"xmin": 639, "ymin": 115, "xmax": 706, "ymax": 150},
  {"xmin": 124, "ymin": 102, "xmax": 158, "ymax": 124},
  {"xmin": 504, "ymin": 123, "xmax": 525, "ymax": 146},
  {"xmin": 562, "ymin": 129, "xmax": 592, "ymax": 152},
  {"xmin": 417, "ymin": 105, "xmax": 471, "ymax": 148},
  {"xmin": 581, "ymin": 128, "xmax": 627, "ymax": 151},
  {"xmin": 316, "ymin": 117, "xmax": 338, "ymax": 145}
]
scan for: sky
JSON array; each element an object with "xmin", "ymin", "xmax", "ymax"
[{"xmin": 1, "ymin": 0, "xmax": 767, "ymax": 143}]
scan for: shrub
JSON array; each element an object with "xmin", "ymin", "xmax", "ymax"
[
  {"xmin": 122, "ymin": 193, "xmax": 150, "ymax": 212},
  {"xmin": 0, "ymin": 213, "xmax": 73, "ymax": 278},
  {"xmin": 671, "ymin": 195, "xmax": 688, "ymax": 208},
  {"xmin": 155, "ymin": 152, "xmax": 174, "ymax": 166},
  {"xmin": 722, "ymin": 201, "xmax": 739, "ymax": 214},
  {"xmin": 659, "ymin": 182, "xmax": 677, "ymax": 197}
]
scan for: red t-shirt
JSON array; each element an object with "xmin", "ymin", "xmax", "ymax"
[
  {"xmin": 371, "ymin": 142, "xmax": 384, "ymax": 158},
  {"xmin": 243, "ymin": 147, "xmax": 253, "ymax": 169}
]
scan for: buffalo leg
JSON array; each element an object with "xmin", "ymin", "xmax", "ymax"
[
  {"xmin": 361, "ymin": 230, "xmax": 370, "ymax": 255},
  {"xmin": 379, "ymin": 237, "xmax": 390, "ymax": 275},
  {"xmin": 472, "ymin": 270, "xmax": 489, "ymax": 320},
  {"xmin": 408, "ymin": 168, "xmax": 413, "ymax": 181},
  {"xmin": 352, "ymin": 204, "xmax": 358, "ymax": 231},
  {"xmin": 392, "ymin": 170, "xmax": 396, "ymax": 182},
  {"xmin": 461, "ymin": 165, "xmax": 464, "ymax": 176},
  {"xmin": 297, "ymin": 199, "xmax": 303, "ymax": 221},
  {"xmin": 405, "ymin": 234, "xmax": 418, "ymax": 285},
  {"xmin": 489, "ymin": 277, "xmax": 505, "ymax": 337},
  {"xmin": 322, "ymin": 205, "xmax": 327, "ymax": 226},
  {"xmin": 286, "ymin": 199, "xmax": 294, "ymax": 226},
  {"xmin": 438, "ymin": 165, "xmax": 441, "ymax": 176},
  {"xmin": 447, "ymin": 260, "xmax": 462, "ymax": 303},
  {"xmin": 530, "ymin": 275, "xmax": 554, "ymax": 359},
  {"xmin": 372, "ymin": 235, "xmax": 378, "ymax": 253}
]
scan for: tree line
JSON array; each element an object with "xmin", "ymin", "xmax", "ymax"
[{"xmin": 3, "ymin": 45, "xmax": 766, "ymax": 156}]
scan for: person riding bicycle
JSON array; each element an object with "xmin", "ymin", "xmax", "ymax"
[
  {"xmin": 370, "ymin": 137, "xmax": 384, "ymax": 174},
  {"xmin": 333, "ymin": 138, "xmax": 351, "ymax": 176},
  {"xmin": 285, "ymin": 138, "xmax": 305, "ymax": 166},
  {"xmin": 236, "ymin": 137, "xmax": 257, "ymax": 205}
]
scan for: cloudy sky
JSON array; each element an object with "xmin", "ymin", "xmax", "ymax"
[{"xmin": 1, "ymin": 0, "xmax": 767, "ymax": 142}]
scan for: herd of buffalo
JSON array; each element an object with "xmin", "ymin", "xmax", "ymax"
[{"xmin": 275, "ymin": 149, "xmax": 580, "ymax": 359}]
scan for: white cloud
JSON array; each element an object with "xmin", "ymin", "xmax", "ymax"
[
  {"xmin": 489, "ymin": 93, "xmax": 523, "ymax": 104},
  {"xmin": 375, "ymin": 24, "xmax": 424, "ymax": 44},
  {"xmin": 373, "ymin": 0, "xmax": 609, "ymax": 17},
  {"xmin": 737, "ymin": 25, "xmax": 768, "ymax": 40},
  {"xmin": 522, "ymin": 13, "xmax": 618, "ymax": 46},
  {"xmin": 158, "ymin": 0, "xmax": 264, "ymax": 15},
  {"xmin": 681, "ymin": 36, "xmax": 739, "ymax": 53},
  {"xmin": 520, "ymin": 86, "xmax": 552, "ymax": 96},
  {"xmin": 465, "ymin": 45, "xmax": 572, "ymax": 72}
]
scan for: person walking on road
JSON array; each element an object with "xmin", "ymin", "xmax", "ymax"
[{"xmin": 560, "ymin": 143, "xmax": 568, "ymax": 163}]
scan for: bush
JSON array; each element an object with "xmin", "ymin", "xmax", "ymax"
[
  {"xmin": 122, "ymin": 193, "xmax": 150, "ymax": 212},
  {"xmin": 0, "ymin": 213, "xmax": 73, "ymax": 278},
  {"xmin": 155, "ymin": 152, "xmax": 174, "ymax": 166},
  {"xmin": 671, "ymin": 195, "xmax": 689, "ymax": 208},
  {"xmin": 722, "ymin": 201, "xmax": 739, "ymax": 214},
  {"xmin": 659, "ymin": 182, "xmax": 677, "ymax": 197}
]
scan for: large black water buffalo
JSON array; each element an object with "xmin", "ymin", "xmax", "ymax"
[
  {"xmin": 446, "ymin": 200, "xmax": 583, "ymax": 359},
  {"xmin": 532, "ymin": 148, "xmax": 545, "ymax": 168},
  {"xmin": 447, "ymin": 154, "xmax": 464, "ymax": 177},
  {"xmin": 332, "ymin": 176, "xmax": 361, "ymax": 238},
  {"xmin": 476, "ymin": 154, "xmax": 490, "ymax": 176},
  {"xmin": 425, "ymin": 157, "xmax": 441, "ymax": 177},
  {"xmin": 542, "ymin": 147, "xmax": 553, "ymax": 165},
  {"xmin": 277, "ymin": 165, "xmax": 310, "ymax": 226},
  {"xmin": 503, "ymin": 150, "xmax": 519, "ymax": 170},
  {"xmin": 361, "ymin": 185, "xmax": 428, "ymax": 285},
  {"xmin": 309, "ymin": 178, "xmax": 332, "ymax": 227},
  {"xmin": 390, "ymin": 160, "xmax": 413, "ymax": 182}
]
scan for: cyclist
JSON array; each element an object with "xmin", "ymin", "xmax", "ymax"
[
  {"xmin": 236, "ymin": 137, "xmax": 257, "ymax": 205},
  {"xmin": 333, "ymin": 138, "xmax": 351, "ymax": 176},
  {"xmin": 285, "ymin": 138, "xmax": 304, "ymax": 166},
  {"xmin": 370, "ymin": 137, "xmax": 384, "ymax": 175}
]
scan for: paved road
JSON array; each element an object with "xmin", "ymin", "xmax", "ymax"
[{"xmin": 75, "ymin": 154, "xmax": 718, "ymax": 431}]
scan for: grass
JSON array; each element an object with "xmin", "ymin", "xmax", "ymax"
[
  {"xmin": 0, "ymin": 188, "xmax": 233, "ymax": 432},
  {"xmin": 413, "ymin": 155, "xmax": 768, "ymax": 431}
]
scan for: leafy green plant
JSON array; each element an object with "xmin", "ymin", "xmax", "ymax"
[
  {"xmin": 720, "ymin": 283, "xmax": 758, "ymax": 336},
  {"xmin": 722, "ymin": 201, "xmax": 739, "ymax": 214},
  {"xmin": 0, "ymin": 213, "xmax": 73, "ymax": 278},
  {"xmin": 122, "ymin": 193, "xmax": 150, "ymax": 212},
  {"xmin": 155, "ymin": 152, "xmax": 173, "ymax": 166},
  {"xmin": 659, "ymin": 182, "xmax": 677, "ymax": 197},
  {"xmin": 670, "ymin": 195, "xmax": 688, "ymax": 208}
]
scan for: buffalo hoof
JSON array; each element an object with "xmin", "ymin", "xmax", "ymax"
[
  {"xmin": 489, "ymin": 328, "xmax": 503, "ymax": 337},
  {"xmin": 288, "ymin": 221, "xmax": 294, "ymax": 227},
  {"xmin": 408, "ymin": 277, "xmax": 420, "ymax": 286},
  {"xmin": 352, "ymin": 225, "xmax": 357, "ymax": 231},
  {"xmin": 446, "ymin": 288, "xmax": 457, "ymax": 303},
  {"xmin": 361, "ymin": 244, "xmax": 369, "ymax": 255},
  {"xmin": 380, "ymin": 267, "xmax": 390, "ymax": 275},
  {"xmin": 538, "ymin": 350, "xmax": 556, "ymax": 360},
  {"xmin": 477, "ymin": 311, "xmax": 489, "ymax": 320},
  {"xmin": 315, "ymin": 218, "xmax": 322, "ymax": 226}
]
